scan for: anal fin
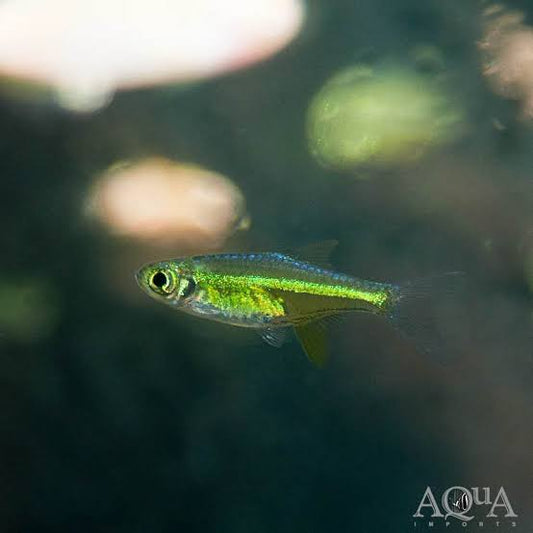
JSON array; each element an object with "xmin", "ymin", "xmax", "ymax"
[{"xmin": 294, "ymin": 322, "xmax": 329, "ymax": 367}]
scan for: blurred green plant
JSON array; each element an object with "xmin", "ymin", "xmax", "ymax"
[
  {"xmin": 306, "ymin": 61, "xmax": 465, "ymax": 171},
  {"xmin": 0, "ymin": 278, "xmax": 60, "ymax": 342}
]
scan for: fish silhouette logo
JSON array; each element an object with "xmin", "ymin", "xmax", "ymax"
[
  {"xmin": 413, "ymin": 486, "xmax": 518, "ymax": 525},
  {"xmin": 449, "ymin": 487, "xmax": 471, "ymax": 514}
]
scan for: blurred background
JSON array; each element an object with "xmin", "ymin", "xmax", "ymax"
[{"xmin": 0, "ymin": 0, "xmax": 532, "ymax": 531}]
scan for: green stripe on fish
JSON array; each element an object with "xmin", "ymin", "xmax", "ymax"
[
  {"xmin": 195, "ymin": 271, "xmax": 391, "ymax": 316},
  {"xmin": 135, "ymin": 242, "xmax": 463, "ymax": 366}
]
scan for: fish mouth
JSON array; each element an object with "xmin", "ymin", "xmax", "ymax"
[{"xmin": 135, "ymin": 266, "xmax": 159, "ymax": 300}]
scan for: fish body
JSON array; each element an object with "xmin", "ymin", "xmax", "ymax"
[
  {"xmin": 150, "ymin": 252, "xmax": 397, "ymax": 324},
  {"xmin": 136, "ymin": 244, "xmax": 460, "ymax": 365}
]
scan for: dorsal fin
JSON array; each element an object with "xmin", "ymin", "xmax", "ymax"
[{"xmin": 288, "ymin": 240, "xmax": 338, "ymax": 268}]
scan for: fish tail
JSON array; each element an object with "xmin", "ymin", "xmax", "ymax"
[{"xmin": 387, "ymin": 272, "xmax": 467, "ymax": 361}]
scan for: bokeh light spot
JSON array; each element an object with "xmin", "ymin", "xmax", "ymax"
[
  {"xmin": 87, "ymin": 158, "xmax": 249, "ymax": 248},
  {"xmin": 0, "ymin": 279, "xmax": 60, "ymax": 343},
  {"xmin": 306, "ymin": 62, "xmax": 465, "ymax": 171},
  {"xmin": 480, "ymin": 4, "xmax": 533, "ymax": 118},
  {"xmin": 0, "ymin": 0, "xmax": 305, "ymax": 111}
]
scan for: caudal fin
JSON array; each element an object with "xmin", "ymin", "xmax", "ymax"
[{"xmin": 388, "ymin": 272, "xmax": 468, "ymax": 361}]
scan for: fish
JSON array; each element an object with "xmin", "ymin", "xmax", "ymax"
[
  {"xmin": 135, "ymin": 241, "xmax": 462, "ymax": 366},
  {"xmin": 450, "ymin": 489, "xmax": 471, "ymax": 513}
]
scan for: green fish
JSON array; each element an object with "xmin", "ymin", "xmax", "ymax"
[{"xmin": 136, "ymin": 242, "xmax": 459, "ymax": 366}]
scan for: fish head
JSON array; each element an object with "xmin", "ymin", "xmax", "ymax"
[{"xmin": 136, "ymin": 259, "xmax": 197, "ymax": 308}]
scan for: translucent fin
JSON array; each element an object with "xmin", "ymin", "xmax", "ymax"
[
  {"xmin": 294, "ymin": 322, "xmax": 329, "ymax": 367},
  {"xmin": 259, "ymin": 327, "xmax": 289, "ymax": 348},
  {"xmin": 388, "ymin": 272, "xmax": 467, "ymax": 361},
  {"xmin": 289, "ymin": 240, "xmax": 338, "ymax": 268}
]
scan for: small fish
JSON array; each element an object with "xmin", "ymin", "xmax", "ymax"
[{"xmin": 136, "ymin": 241, "xmax": 461, "ymax": 366}]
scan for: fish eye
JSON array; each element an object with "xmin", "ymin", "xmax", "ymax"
[
  {"xmin": 149, "ymin": 269, "xmax": 175, "ymax": 295},
  {"xmin": 152, "ymin": 271, "xmax": 168, "ymax": 288}
]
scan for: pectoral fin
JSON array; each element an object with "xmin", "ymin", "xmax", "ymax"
[
  {"xmin": 294, "ymin": 322, "xmax": 329, "ymax": 367},
  {"xmin": 259, "ymin": 327, "xmax": 289, "ymax": 348}
]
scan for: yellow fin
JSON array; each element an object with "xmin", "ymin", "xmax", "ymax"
[{"xmin": 294, "ymin": 322, "xmax": 329, "ymax": 367}]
